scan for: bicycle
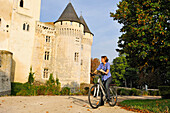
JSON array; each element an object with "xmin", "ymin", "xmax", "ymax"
[{"xmin": 88, "ymin": 73, "xmax": 117, "ymax": 109}]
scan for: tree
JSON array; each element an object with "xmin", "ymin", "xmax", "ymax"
[
  {"xmin": 111, "ymin": 0, "xmax": 169, "ymax": 87},
  {"xmin": 90, "ymin": 58, "xmax": 100, "ymax": 84},
  {"xmin": 111, "ymin": 56, "xmax": 128, "ymax": 86},
  {"xmin": 28, "ymin": 66, "xmax": 34, "ymax": 84},
  {"xmin": 91, "ymin": 58, "xmax": 100, "ymax": 73}
]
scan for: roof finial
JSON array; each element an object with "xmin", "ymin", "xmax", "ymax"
[
  {"xmin": 80, "ymin": 11, "xmax": 82, "ymax": 16},
  {"xmin": 69, "ymin": 0, "xmax": 71, "ymax": 3}
]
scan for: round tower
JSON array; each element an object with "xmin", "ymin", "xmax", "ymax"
[
  {"xmin": 79, "ymin": 16, "xmax": 94, "ymax": 84},
  {"xmin": 54, "ymin": 3, "xmax": 84, "ymax": 88}
]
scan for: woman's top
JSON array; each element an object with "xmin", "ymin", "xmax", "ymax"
[{"xmin": 97, "ymin": 62, "xmax": 112, "ymax": 81}]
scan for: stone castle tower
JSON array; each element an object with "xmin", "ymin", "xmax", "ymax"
[{"xmin": 0, "ymin": 1, "xmax": 93, "ymax": 88}]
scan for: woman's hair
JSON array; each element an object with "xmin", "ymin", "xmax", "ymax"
[{"xmin": 101, "ymin": 56, "xmax": 109, "ymax": 62}]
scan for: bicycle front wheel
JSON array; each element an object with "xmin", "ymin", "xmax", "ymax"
[{"xmin": 88, "ymin": 84, "xmax": 101, "ymax": 109}]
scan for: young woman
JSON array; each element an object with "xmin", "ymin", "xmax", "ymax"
[{"xmin": 93, "ymin": 56, "xmax": 113, "ymax": 105}]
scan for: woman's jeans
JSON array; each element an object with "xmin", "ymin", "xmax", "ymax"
[{"xmin": 100, "ymin": 77, "xmax": 113, "ymax": 104}]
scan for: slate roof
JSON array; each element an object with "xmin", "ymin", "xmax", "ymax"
[
  {"xmin": 55, "ymin": 3, "xmax": 80, "ymax": 23},
  {"xmin": 79, "ymin": 15, "xmax": 93, "ymax": 35}
]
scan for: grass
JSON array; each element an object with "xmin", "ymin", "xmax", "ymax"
[{"xmin": 118, "ymin": 99, "xmax": 170, "ymax": 113}]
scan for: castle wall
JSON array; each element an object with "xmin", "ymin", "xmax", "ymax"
[
  {"xmin": 0, "ymin": 50, "xmax": 13, "ymax": 96},
  {"xmin": 0, "ymin": 0, "xmax": 13, "ymax": 50},
  {"xmin": 8, "ymin": 0, "xmax": 41, "ymax": 83},
  {"xmin": 80, "ymin": 33, "xmax": 93, "ymax": 84},
  {"xmin": 54, "ymin": 21, "xmax": 84, "ymax": 87},
  {"xmin": 32, "ymin": 21, "xmax": 56, "ymax": 83}
]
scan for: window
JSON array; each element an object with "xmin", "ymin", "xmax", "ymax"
[
  {"xmin": 43, "ymin": 69, "xmax": 48, "ymax": 79},
  {"xmin": 27, "ymin": 24, "xmax": 29, "ymax": 31},
  {"xmin": 0, "ymin": 18, "xmax": 1, "ymax": 27},
  {"xmin": 81, "ymin": 44, "xmax": 83, "ymax": 50},
  {"xmin": 46, "ymin": 36, "xmax": 50, "ymax": 42},
  {"xmin": 23, "ymin": 23, "xmax": 29, "ymax": 31},
  {"xmin": 81, "ymin": 60, "xmax": 83, "ymax": 65},
  {"xmin": 70, "ymin": 21, "xmax": 72, "ymax": 25},
  {"xmin": 75, "ymin": 37, "xmax": 80, "ymax": 42},
  {"xmin": 61, "ymin": 21, "xmax": 62, "ymax": 25},
  {"xmin": 0, "ymin": 55, "xmax": 2, "ymax": 68},
  {"xmin": 23, "ymin": 23, "xmax": 26, "ymax": 30},
  {"xmin": 20, "ymin": 0, "xmax": 24, "ymax": 7},
  {"xmin": 44, "ymin": 51, "xmax": 50, "ymax": 60},
  {"xmin": 74, "ymin": 52, "xmax": 79, "ymax": 62}
]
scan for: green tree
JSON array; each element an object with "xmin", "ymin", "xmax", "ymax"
[
  {"xmin": 111, "ymin": 56, "xmax": 128, "ymax": 86},
  {"xmin": 28, "ymin": 66, "xmax": 34, "ymax": 84},
  {"xmin": 111, "ymin": 0, "xmax": 169, "ymax": 87}
]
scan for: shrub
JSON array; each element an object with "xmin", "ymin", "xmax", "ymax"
[
  {"xmin": 118, "ymin": 88, "xmax": 131, "ymax": 96},
  {"xmin": 158, "ymin": 86, "xmax": 170, "ymax": 99},
  {"xmin": 148, "ymin": 90, "xmax": 160, "ymax": 96},
  {"xmin": 28, "ymin": 67, "xmax": 34, "ymax": 84},
  {"xmin": 61, "ymin": 87, "xmax": 70, "ymax": 95},
  {"xmin": 142, "ymin": 91, "xmax": 149, "ymax": 96},
  {"xmin": 11, "ymin": 82, "xmax": 24, "ymax": 95},
  {"xmin": 16, "ymin": 83, "xmax": 37, "ymax": 96},
  {"xmin": 37, "ymin": 85, "xmax": 47, "ymax": 95},
  {"xmin": 130, "ymin": 88, "xmax": 142, "ymax": 96}
]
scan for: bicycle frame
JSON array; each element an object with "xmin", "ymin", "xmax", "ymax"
[{"xmin": 93, "ymin": 76, "xmax": 106, "ymax": 100}]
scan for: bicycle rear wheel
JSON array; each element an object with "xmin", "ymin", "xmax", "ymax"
[
  {"xmin": 108, "ymin": 87, "xmax": 117, "ymax": 106},
  {"xmin": 88, "ymin": 84, "xmax": 101, "ymax": 109}
]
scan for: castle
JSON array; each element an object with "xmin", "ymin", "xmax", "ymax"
[{"xmin": 0, "ymin": 0, "xmax": 93, "ymax": 94}]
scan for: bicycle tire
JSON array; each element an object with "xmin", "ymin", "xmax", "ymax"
[
  {"xmin": 88, "ymin": 84, "xmax": 101, "ymax": 109},
  {"xmin": 108, "ymin": 87, "xmax": 117, "ymax": 106}
]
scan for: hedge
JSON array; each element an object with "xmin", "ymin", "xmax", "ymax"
[{"xmin": 158, "ymin": 86, "xmax": 170, "ymax": 99}]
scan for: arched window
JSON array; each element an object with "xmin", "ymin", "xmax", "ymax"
[
  {"xmin": 23, "ymin": 23, "xmax": 26, "ymax": 30},
  {"xmin": 27, "ymin": 24, "xmax": 29, "ymax": 31},
  {"xmin": 0, "ymin": 18, "xmax": 1, "ymax": 27},
  {"xmin": 20, "ymin": 0, "xmax": 24, "ymax": 7}
]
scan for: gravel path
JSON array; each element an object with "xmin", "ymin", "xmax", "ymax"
[{"xmin": 0, "ymin": 96, "xmax": 161, "ymax": 113}]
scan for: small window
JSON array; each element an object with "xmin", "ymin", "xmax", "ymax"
[
  {"xmin": 81, "ymin": 45, "xmax": 83, "ymax": 50},
  {"xmin": 76, "ymin": 37, "xmax": 80, "ymax": 42},
  {"xmin": 44, "ymin": 51, "xmax": 50, "ymax": 60},
  {"xmin": 46, "ymin": 36, "xmax": 50, "ymax": 42},
  {"xmin": 6, "ymin": 25, "xmax": 9, "ymax": 28},
  {"xmin": 0, "ymin": 18, "xmax": 1, "ymax": 27},
  {"xmin": 20, "ymin": 0, "xmax": 24, "ymax": 7},
  {"xmin": 0, "ymin": 55, "xmax": 2, "ymax": 68},
  {"xmin": 70, "ymin": 22, "xmax": 72, "ymax": 25},
  {"xmin": 27, "ymin": 24, "xmax": 29, "ymax": 31},
  {"xmin": 23, "ymin": 23, "xmax": 29, "ymax": 31},
  {"xmin": 61, "ymin": 21, "xmax": 63, "ymax": 25},
  {"xmin": 43, "ymin": 69, "xmax": 48, "ymax": 78},
  {"xmin": 74, "ymin": 52, "xmax": 79, "ymax": 62},
  {"xmin": 23, "ymin": 23, "xmax": 26, "ymax": 30},
  {"xmin": 81, "ymin": 60, "xmax": 83, "ymax": 65}
]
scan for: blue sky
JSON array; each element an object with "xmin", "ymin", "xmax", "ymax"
[{"xmin": 40, "ymin": 0, "xmax": 122, "ymax": 64}]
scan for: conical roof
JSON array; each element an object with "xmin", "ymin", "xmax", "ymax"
[
  {"xmin": 55, "ymin": 3, "xmax": 80, "ymax": 23},
  {"xmin": 79, "ymin": 16, "xmax": 93, "ymax": 36}
]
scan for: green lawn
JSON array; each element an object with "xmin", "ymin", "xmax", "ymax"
[{"xmin": 118, "ymin": 99, "xmax": 170, "ymax": 113}]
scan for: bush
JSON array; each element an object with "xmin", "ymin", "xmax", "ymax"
[
  {"xmin": 142, "ymin": 91, "xmax": 149, "ymax": 96},
  {"xmin": 11, "ymin": 82, "xmax": 24, "ymax": 95},
  {"xmin": 148, "ymin": 90, "xmax": 160, "ymax": 96},
  {"xmin": 16, "ymin": 83, "xmax": 37, "ymax": 96},
  {"xmin": 61, "ymin": 87, "xmax": 70, "ymax": 95},
  {"xmin": 28, "ymin": 67, "xmax": 34, "ymax": 84},
  {"xmin": 117, "ymin": 88, "xmax": 131, "ymax": 95},
  {"xmin": 37, "ymin": 85, "xmax": 47, "ymax": 95},
  {"xmin": 130, "ymin": 88, "xmax": 141, "ymax": 96},
  {"xmin": 158, "ymin": 86, "xmax": 170, "ymax": 99}
]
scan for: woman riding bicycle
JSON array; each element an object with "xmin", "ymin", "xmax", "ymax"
[{"xmin": 92, "ymin": 56, "xmax": 113, "ymax": 106}]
